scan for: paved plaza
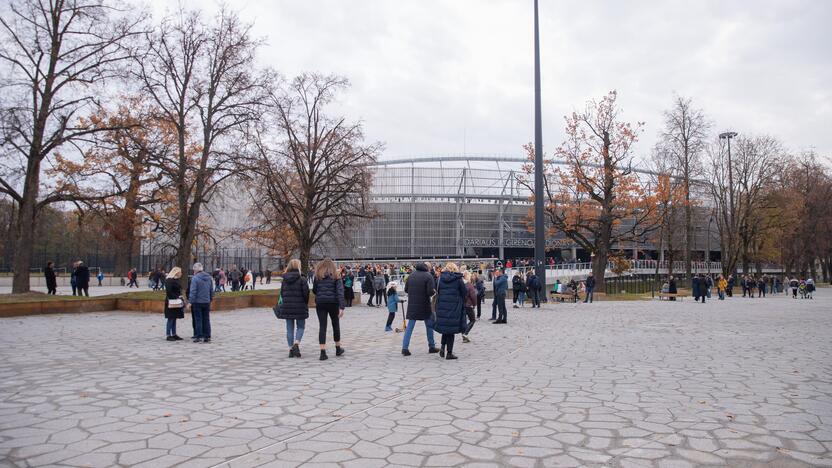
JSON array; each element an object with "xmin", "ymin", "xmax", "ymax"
[{"xmin": 1, "ymin": 294, "xmax": 830, "ymax": 467}]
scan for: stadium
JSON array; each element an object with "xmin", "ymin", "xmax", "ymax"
[{"xmin": 310, "ymin": 155, "xmax": 721, "ymax": 264}]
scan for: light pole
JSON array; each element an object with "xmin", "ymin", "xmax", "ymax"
[
  {"xmin": 719, "ymin": 131, "xmax": 737, "ymax": 276},
  {"xmin": 533, "ymin": 0, "xmax": 546, "ymax": 285},
  {"xmin": 706, "ymin": 214, "xmax": 714, "ymax": 271}
]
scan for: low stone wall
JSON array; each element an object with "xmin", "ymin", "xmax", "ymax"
[{"xmin": 0, "ymin": 292, "xmax": 283, "ymax": 318}]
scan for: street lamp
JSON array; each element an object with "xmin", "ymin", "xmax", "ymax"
[
  {"xmin": 706, "ymin": 214, "xmax": 714, "ymax": 271},
  {"xmin": 719, "ymin": 131, "xmax": 737, "ymax": 277},
  {"xmin": 533, "ymin": 0, "xmax": 546, "ymax": 285}
]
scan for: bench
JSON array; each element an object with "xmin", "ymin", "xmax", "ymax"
[
  {"xmin": 551, "ymin": 293, "xmax": 578, "ymax": 303},
  {"xmin": 658, "ymin": 292, "xmax": 689, "ymax": 301}
]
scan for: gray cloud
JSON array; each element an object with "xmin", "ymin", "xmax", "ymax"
[{"xmin": 150, "ymin": 0, "xmax": 832, "ymax": 160}]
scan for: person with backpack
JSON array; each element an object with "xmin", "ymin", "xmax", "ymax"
[
  {"xmin": 312, "ymin": 258, "xmax": 345, "ymax": 361},
  {"xmin": 373, "ymin": 268, "xmax": 386, "ymax": 307},
  {"xmin": 527, "ymin": 271, "xmax": 541, "ymax": 308},
  {"xmin": 275, "ymin": 259, "xmax": 309, "ymax": 357}
]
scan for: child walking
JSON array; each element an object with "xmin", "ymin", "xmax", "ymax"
[{"xmin": 385, "ymin": 282, "xmax": 398, "ymax": 332}]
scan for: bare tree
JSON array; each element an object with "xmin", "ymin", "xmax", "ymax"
[
  {"xmin": 648, "ymin": 146, "xmax": 687, "ymax": 278},
  {"xmin": 0, "ymin": 0, "xmax": 144, "ymax": 292},
  {"xmin": 250, "ymin": 74, "xmax": 381, "ymax": 273},
  {"xmin": 706, "ymin": 134, "xmax": 783, "ymax": 276},
  {"xmin": 658, "ymin": 96, "xmax": 710, "ymax": 279},
  {"xmin": 136, "ymin": 7, "xmax": 270, "ymax": 288}
]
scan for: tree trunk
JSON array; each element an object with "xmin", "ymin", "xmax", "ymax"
[{"xmin": 11, "ymin": 160, "xmax": 42, "ymax": 294}]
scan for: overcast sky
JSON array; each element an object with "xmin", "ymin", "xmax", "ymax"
[{"xmin": 150, "ymin": 0, "xmax": 832, "ymax": 163}]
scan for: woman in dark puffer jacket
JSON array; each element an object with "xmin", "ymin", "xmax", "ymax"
[
  {"xmin": 277, "ymin": 259, "xmax": 309, "ymax": 358},
  {"xmin": 434, "ymin": 262, "xmax": 467, "ymax": 360},
  {"xmin": 312, "ymin": 257, "xmax": 345, "ymax": 361}
]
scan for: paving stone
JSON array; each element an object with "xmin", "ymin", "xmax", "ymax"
[{"xmin": 0, "ymin": 297, "xmax": 829, "ymax": 468}]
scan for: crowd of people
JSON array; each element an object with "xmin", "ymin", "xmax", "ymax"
[{"xmin": 659, "ymin": 273, "xmax": 817, "ymax": 302}]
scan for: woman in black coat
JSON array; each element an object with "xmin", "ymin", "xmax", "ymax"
[
  {"xmin": 312, "ymin": 258, "xmax": 345, "ymax": 361},
  {"xmin": 433, "ymin": 263, "xmax": 467, "ymax": 360},
  {"xmin": 164, "ymin": 267, "xmax": 185, "ymax": 341},
  {"xmin": 277, "ymin": 259, "xmax": 309, "ymax": 358},
  {"xmin": 44, "ymin": 262, "xmax": 57, "ymax": 295}
]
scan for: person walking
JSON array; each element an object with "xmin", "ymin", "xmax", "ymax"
[
  {"xmin": 218, "ymin": 268, "xmax": 227, "ymax": 292},
  {"xmin": 757, "ymin": 276, "xmax": 766, "ymax": 298},
  {"xmin": 229, "ymin": 265, "xmax": 242, "ymax": 292},
  {"xmin": 401, "ymin": 262, "xmax": 439, "ymax": 356},
  {"xmin": 717, "ymin": 274, "xmax": 727, "ymax": 300},
  {"xmin": 188, "ymin": 262, "xmax": 214, "ymax": 343},
  {"xmin": 127, "ymin": 268, "xmax": 138, "ymax": 288},
  {"xmin": 584, "ymin": 274, "xmax": 596, "ymax": 303},
  {"xmin": 527, "ymin": 271, "xmax": 541, "ymax": 308},
  {"xmin": 474, "ymin": 272, "xmax": 485, "ymax": 318},
  {"xmin": 511, "ymin": 271, "xmax": 522, "ymax": 308},
  {"xmin": 692, "ymin": 274, "xmax": 702, "ymax": 302},
  {"xmin": 461, "ymin": 271, "xmax": 478, "ymax": 343},
  {"xmin": 75, "ymin": 261, "xmax": 90, "ymax": 297},
  {"xmin": 373, "ymin": 269, "xmax": 386, "ymax": 307},
  {"xmin": 97, "ymin": 270, "xmax": 104, "ymax": 287},
  {"xmin": 45, "ymin": 262, "xmax": 57, "ymax": 295},
  {"xmin": 276, "ymin": 259, "xmax": 309, "ymax": 357},
  {"xmin": 493, "ymin": 269, "xmax": 509, "ymax": 323},
  {"xmin": 363, "ymin": 268, "xmax": 375, "ymax": 307},
  {"xmin": 727, "ymin": 274, "xmax": 735, "ymax": 297},
  {"xmin": 312, "ymin": 258, "xmax": 346, "ymax": 361},
  {"xmin": 434, "ymin": 263, "xmax": 467, "ymax": 360},
  {"xmin": 342, "ymin": 268, "xmax": 355, "ymax": 307},
  {"xmin": 385, "ymin": 282, "xmax": 399, "ymax": 332},
  {"xmin": 163, "ymin": 267, "xmax": 185, "ymax": 341}
]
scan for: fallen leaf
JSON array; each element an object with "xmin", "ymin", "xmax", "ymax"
[{"xmin": 163, "ymin": 413, "xmax": 172, "ymax": 417}]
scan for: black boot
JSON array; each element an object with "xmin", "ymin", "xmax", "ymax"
[
  {"xmin": 446, "ymin": 353, "xmax": 458, "ymax": 360},
  {"xmin": 292, "ymin": 343, "xmax": 301, "ymax": 358},
  {"xmin": 320, "ymin": 350, "xmax": 328, "ymax": 361},
  {"xmin": 402, "ymin": 349, "xmax": 411, "ymax": 356},
  {"xmin": 439, "ymin": 346, "xmax": 445, "ymax": 358},
  {"xmin": 335, "ymin": 346, "xmax": 344, "ymax": 356}
]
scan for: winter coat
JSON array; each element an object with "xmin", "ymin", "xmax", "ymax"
[
  {"xmin": 362, "ymin": 272, "xmax": 374, "ymax": 293},
  {"xmin": 475, "ymin": 278, "xmax": 486, "ymax": 298},
  {"xmin": 585, "ymin": 276, "xmax": 596, "ymax": 289},
  {"xmin": 44, "ymin": 267, "xmax": 57, "ymax": 289},
  {"xmin": 164, "ymin": 277, "xmax": 185, "ymax": 319},
  {"xmin": 188, "ymin": 271, "xmax": 214, "ymax": 304},
  {"xmin": 433, "ymin": 271, "xmax": 467, "ymax": 335},
  {"xmin": 373, "ymin": 274, "xmax": 385, "ymax": 291},
  {"xmin": 512, "ymin": 274, "xmax": 522, "ymax": 291},
  {"xmin": 718, "ymin": 277, "xmax": 728, "ymax": 291},
  {"xmin": 493, "ymin": 275, "xmax": 508, "ymax": 297},
  {"xmin": 464, "ymin": 282, "xmax": 477, "ymax": 309},
  {"xmin": 75, "ymin": 265, "xmax": 90, "ymax": 287},
  {"xmin": 668, "ymin": 279, "xmax": 678, "ymax": 294},
  {"xmin": 387, "ymin": 289, "xmax": 399, "ymax": 314},
  {"xmin": 526, "ymin": 274, "xmax": 541, "ymax": 292},
  {"xmin": 229, "ymin": 269, "xmax": 242, "ymax": 282},
  {"xmin": 313, "ymin": 275, "xmax": 345, "ymax": 309},
  {"xmin": 277, "ymin": 271, "xmax": 309, "ymax": 319},
  {"xmin": 404, "ymin": 263, "xmax": 435, "ymax": 321},
  {"xmin": 691, "ymin": 277, "xmax": 701, "ymax": 297}
]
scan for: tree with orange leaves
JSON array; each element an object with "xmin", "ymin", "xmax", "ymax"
[
  {"xmin": 526, "ymin": 91, "xmax": 659, "ymax": 291},
  {"xmin": 51, "ymin": 97, "xmax": 174, "ymax": 275}
]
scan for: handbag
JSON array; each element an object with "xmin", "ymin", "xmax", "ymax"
[
  {"xmin": 168, "ymin": 297, "xmax": 184, "ymax": 309},
  {"xmin": 272, "ymin": 290, "xmax": 283, "ymax": 318}
]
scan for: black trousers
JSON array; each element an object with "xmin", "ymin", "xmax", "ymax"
[
  {"xmin": 366, "ymin": 290, "xmax": 374, "ymax": 306},
  {"xmin": 531, "ymin": 290, "xmax": 541, "ymax": 307},
  {"xmin": 476, "ymin": 296, "xmax": 482, "ymax": 318},
  {"xmin": 376, "ymin": 289, "xmax": 385, "ymax": 306},
  {"xmin": 441, "ymin": 333, "xmax": 455, "ymax": 354},
  {"xmin": 386, "ymin": 312, "xmax": 396, "ymax": 328},
  {"xmin": 78, "ymin": 285, "xmax": 89, "ymax": 297},
  {"xmin": 512, "ymin": 289, "xmax": 519, "ymax": 304},
  {"xmin": 47, "ymin": 284, "xmax": 56, "ymax": 295},
  {"xmin": 495, "ymin": 295, "xmax": 507, "ymax": 321},
  {"xmin": 316, "ymin": 303, "xmax": 340, "ymax": 344}
]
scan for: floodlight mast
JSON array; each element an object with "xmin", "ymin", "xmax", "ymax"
[{"xmin": 533, "ymin": 0, "xmax": 546, "ymax": 283}]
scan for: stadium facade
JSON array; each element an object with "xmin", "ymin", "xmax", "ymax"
[{"xmin": 312, "ymin": 156, "xmax": 720, "ymax": 263}]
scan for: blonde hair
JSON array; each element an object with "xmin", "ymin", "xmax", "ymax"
[
  {"xmin": 166, "ymin": 266, "xmax": 182, "ymax": 279},
  {"xmin": 285, "ymin": 259, "xmax": 302, "ymax": 273},
  {"xmin": 315, "ymin": 258, "xmax": 337, "ymax": 280},
  {"xmin": 444, "ymin": 262, "xmax": 459, "ymax": 273},
  {"xmin": 463, "ymin": 271, "xmax": 471, "ymax": 282}
]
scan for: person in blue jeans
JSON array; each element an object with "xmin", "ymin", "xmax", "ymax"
[
  {"xmin": 275, "ymin": 259, "xmax": 309, "ymax": 358},
  {"xmin": 583, "ymin": 274, "xmax": 595, "ymax": 303},
  {"xmin": 188, "ymin": 262, "xmax": 214, "ymax": 343},
  {"xmin": 492, "ymin": 269, "xmax": 508, "ymax": 323},
  {"xmin": 401, "ymin": 262, "xmax": 439, "ymax": 356}
]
